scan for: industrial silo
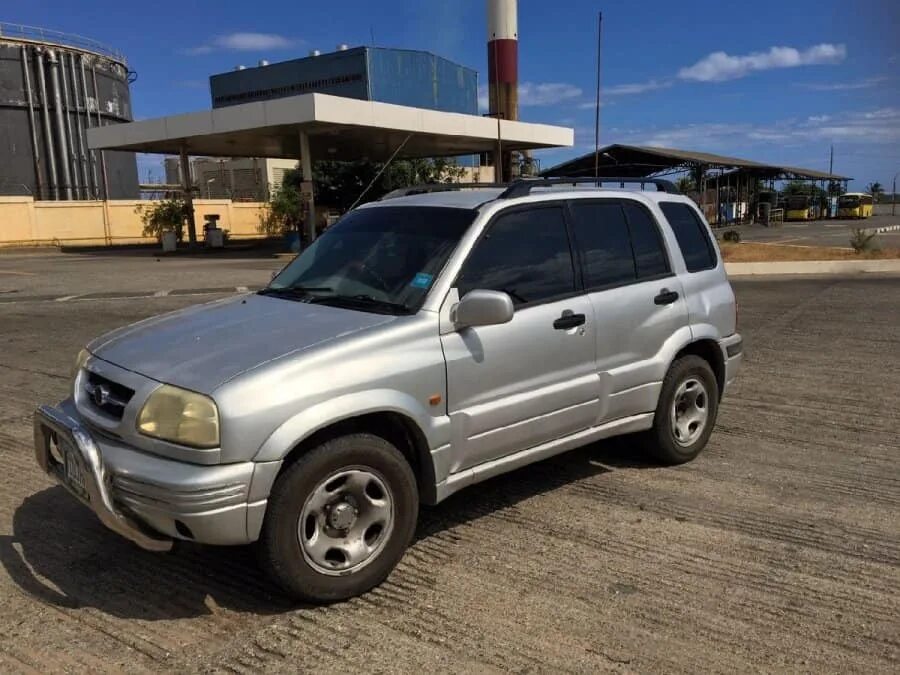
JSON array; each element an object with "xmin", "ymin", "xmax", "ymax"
[{"xmin": 0, "ymin": 23, "xmax": 139, "ymax": 199}]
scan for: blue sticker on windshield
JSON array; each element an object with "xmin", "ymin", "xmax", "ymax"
[{"xmin": 411, "ymin": 272, "xmax": 433, "ymax": 289}]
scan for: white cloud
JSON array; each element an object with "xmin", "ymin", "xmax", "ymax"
[
  {"xmin": 863, "ymin": 108, "xmax": 899, "ymax": 120},
  {"xmin": 214, "ymin": 32, "xmax": 295, "ymax": 50},
  {"xmin": 678, "ymin": 43, "xmax": 846, "ymax": 82},
  {"xmin": 519, "ymin": 82, "xmax": 583, "ymax": 106},
  {"xmin": 802, "ymin": 76, "xmax": 888, "ymax": 91},
  {"xmin": 477, "ymin": 86, "xmax": 488, "ymax": 112},
  {"xmin": 611, "ymin": 107, "xmax": 900, "ymax": 150},
  {"xmin": 477, "ymin": 82, "xmax": 583, "ymax": 112},
  {"xmin": 183, "ymin": 32, "xmax": 297, "ymax": 55},
  {"xmin": 604, "ymin": 79, "xmax": 672, "ymax": 96}
]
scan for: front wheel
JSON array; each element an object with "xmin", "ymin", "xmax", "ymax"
[
  {"xmin": 641, "ymin": 355, "xmax": 719, "ymax": 464},
  {"xmin": 258, "ymin": 433, "xmax": 418, "ymax": 603}
]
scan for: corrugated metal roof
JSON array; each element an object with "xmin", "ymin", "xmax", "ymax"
[
  {"xmin": 543, "ymin": 144, "xmax": 850, "ymax": 180},
  {"xmin": 775, "ymin": 165, "xmax": 849, "ymax": 180},
  {"xmin": 623, "ymin": 145, "xmax": 769, "ymax": 168}
]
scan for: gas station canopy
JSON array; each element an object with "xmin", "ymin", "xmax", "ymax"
[{"xmin": 86, "ymin": 92, "xmax": 573, "ymax": 160}]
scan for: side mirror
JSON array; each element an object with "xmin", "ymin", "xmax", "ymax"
[{"xmin": 451, "ymin": 290, "xmax": 514, "ymax": 329}]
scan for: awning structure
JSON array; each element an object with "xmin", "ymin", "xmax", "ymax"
[
  {"xmin": 86, "ymin": 92, "xmax": 572, "ymax": 244},
  {"xmin": 542, "ymin": 144, "xmax": 850, "ymax": 182},
  {"xmin": 86, "ymin": 92, "xmax": 573, "ymax": 160}
]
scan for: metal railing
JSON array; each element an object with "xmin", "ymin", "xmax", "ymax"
[{"xmin": 0, "ymin": 22, "xmax": 127, "ymax": 64}]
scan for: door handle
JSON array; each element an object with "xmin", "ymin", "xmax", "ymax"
[
  {"xmin": 553, "ymin": 312, "xmax": 586, "ymax": 330},
  {"xmin": 654, "ymin": 288, "xmax": 679, "ymax": 305}
]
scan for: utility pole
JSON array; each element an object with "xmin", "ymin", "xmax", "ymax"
[
  {"xmin": 593, "ymin": 11, "xmax": 603, "ymax": 179},
  {"xmin": 893, "ymin": 171, "xmax": 898, "ymax": 217}
]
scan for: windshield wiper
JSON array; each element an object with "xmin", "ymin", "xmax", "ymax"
[
  {"xmin": 309, "ymin": 293, "xmax": 412, "ymax": 315},
  {"xmin": 257, "ymin": 285, "xmax": 333, "ymax": 300}
]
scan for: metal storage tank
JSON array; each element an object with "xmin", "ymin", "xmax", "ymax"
[{"xmin": 0, "ymin": 23, "xmax": 139, "ymax": 200}]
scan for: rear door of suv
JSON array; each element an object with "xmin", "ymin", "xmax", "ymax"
[
  {"xmin": 567, "ymin": 197, "xmax": 690, "ymax": 422},
  {"xmin": 657, "ymin": 201, "xmax": 735, "ymax": 338}
]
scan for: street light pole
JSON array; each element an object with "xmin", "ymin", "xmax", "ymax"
[{"xmin": 893, "ymin": 171, "xmax": 898, "ymax": 217}]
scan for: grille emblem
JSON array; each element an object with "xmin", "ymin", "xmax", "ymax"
[{"xmin": 90, "ymin": 384, "xmax": 111, "ymax": 407}]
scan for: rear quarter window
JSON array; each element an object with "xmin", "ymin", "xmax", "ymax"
[{"xmin": 659, "ymin": 202, "xmax": 717, "ymax": 272}]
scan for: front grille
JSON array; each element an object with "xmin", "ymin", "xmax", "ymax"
[{"xmin": 83, "ymin": 370, "xmax": 134, "ymax": 420}]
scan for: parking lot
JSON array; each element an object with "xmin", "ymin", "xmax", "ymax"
[
  {"xmin": 726, "ymin": 212, "xmax": 900, "ymax": 248},
  {"xmin": 0, "ymin": 252, "xmax": 898, "ymax": 672}
]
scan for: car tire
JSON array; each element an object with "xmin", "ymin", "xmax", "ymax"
[
  {"xmin": 642, "ymin": 355, "xmax": 719, "ymax": 465},
  {"xmin": 258, "ymin": 433, "xmax": 418, "ymax": 603}
]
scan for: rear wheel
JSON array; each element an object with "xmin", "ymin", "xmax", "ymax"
[
  {"xmin": 258, "ymin": 433, "xmax": 418, "ymax": 603},
  {"xmin": 642, "ymin": 355, "xmax": 719, "ymax": 464}
]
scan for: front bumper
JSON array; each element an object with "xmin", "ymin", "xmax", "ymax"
[
  {"xmin": 719, "ymin": 333, "xmax": 743, "ymax": 394},
  {"xmin": 34, "ymin": 402, "xmax": 281, "ymax": 550}
]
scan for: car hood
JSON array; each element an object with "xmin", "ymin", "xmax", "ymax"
[{"xmin": 88, "ymin": 294, "xmax": 396, "ymax": 392}]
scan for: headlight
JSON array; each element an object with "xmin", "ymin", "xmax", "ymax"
[
  {"xmin": 72, "ymin": 348, "xmax": 90, "ymax": 378},
  {"xmin": 137, "ymin": 385, "xmax": 220, "ymax": 449}
]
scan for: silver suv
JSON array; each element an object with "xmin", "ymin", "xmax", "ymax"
[{"xmin": 34, "ymin": 178, "xmax": 742, "ymax": 602}]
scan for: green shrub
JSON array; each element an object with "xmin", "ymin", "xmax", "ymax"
[
  {"xmin": 849, "ymin": 228, "xmax": 879, "ymax": 253},
  {"xmin": 722, "ymin": 230, "xmax": 741, "ymax": 243},
  {"xmin": 135, "ymin": 199, "xmax": 187, "ymax": 242}
]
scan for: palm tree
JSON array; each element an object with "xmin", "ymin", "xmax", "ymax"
[{"xmin": 866, "ymin": 182, "xmax": 884, "ymax": 202}]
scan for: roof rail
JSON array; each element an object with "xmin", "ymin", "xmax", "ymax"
[
  {"xmin": 499, "ymin": 177, "xmax": 681, "ymax": 198},
  {"xmin": 379, "ymin": 182, "xmax": 508, "ymax": 200}
]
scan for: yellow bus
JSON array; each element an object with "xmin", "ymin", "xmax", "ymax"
[
  {"xmin": 785, "ymin": 194, "xmax": 815, "ymax": 221},
  {"xmin": 837, "ymin": 192, "xmax": 874, "ymax": 218}
]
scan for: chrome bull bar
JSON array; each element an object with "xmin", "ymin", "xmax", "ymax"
[{"xmin": 33, "ymin": 404, "xmax": 173, "ymax": 552}]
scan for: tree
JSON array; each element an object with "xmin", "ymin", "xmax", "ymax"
[
  {"xmin": 827, "ymin": 180, "xmax": 845, "ymax": 196},
  {"xmin": 675, "ymin": 176, "xmax": 695, "ymax": 194},
  {"xmin": 258, "ymin": 158, "xmax": 468, "ymax": 237},
  {"xmin": 866, "ymin": 182, "xmax": 884, "ymax": 201}
]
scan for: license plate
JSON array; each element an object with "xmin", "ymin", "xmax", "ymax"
[{"xmin": 58, "ymin": 436, "xmax": 89, "ymax": 500}]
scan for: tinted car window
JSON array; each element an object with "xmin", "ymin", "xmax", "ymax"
[
  {"xmin": 269, "ymin": 206, "xmax": 474, "ymax": 312},
  {"xmin": 457, "ymin": 206, "xmax": 575, "ymax": 306},
  {"xmin": 569, "ymin": 201, "xmax": 636, "ymax": 288},
  {"xmin": 660, "ymin": 202, "xmax": 717, "ymax": 272},
  {"xmin": 623, "ymin": 202, "xmax": 670, "ymax": 278}
]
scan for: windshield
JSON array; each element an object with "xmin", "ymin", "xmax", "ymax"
[
  {"xmin": 838, "ymin": 195, "xmax": 860, "ymax": 207},
  {"xmin": 265, "ymin": 206, "xmax": 475, "ymax": 314}
]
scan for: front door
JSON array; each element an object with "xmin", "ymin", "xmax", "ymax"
[{"xmin": 440, "ymin": 204, "xmax": 598, "ymax": 474}]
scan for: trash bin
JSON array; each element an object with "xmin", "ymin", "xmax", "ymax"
[
  {"xmin": 161, "ymin": 230, "xmax": 177, "ymax": 252},
  {"xmin": 759, "ymin": 202, "xmax": 771, "ymax": 227},
  {"xmin": 205, "ymin": 228, "xmax": 224, "ymax": 248},
  {"xmin": 284, "ymin": 230, "xmax": 301, "ymax": 253}
]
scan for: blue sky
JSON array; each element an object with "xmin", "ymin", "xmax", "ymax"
[{"xmin": 9, "ymin": 0, "xmax": 900, "ymax": 188}]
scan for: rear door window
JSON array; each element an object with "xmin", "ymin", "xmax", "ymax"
[
  {"xmin": 622, "ymin": 202, "xmax": 670, "ymax": 279},
  {"xmin": 568, "ymin": 201, "xmax": 636, "ymax": 288},
  {"xmin": 457, "ymin": 206, "xmax": 575, "ymax": 306},
  {"xmin": 659, "ymin": 202, "xmax": 717, "ymax": 272}
]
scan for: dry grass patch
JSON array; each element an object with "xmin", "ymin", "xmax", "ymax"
[{"xmin": 719, "ymin": 242, "xmax": 900, "ymax": 262}]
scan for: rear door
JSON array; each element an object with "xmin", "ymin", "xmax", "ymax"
[
  {"xmin": 568, "ymin": 198, "xmax": 690, "ymax": 422},
  {"xmin": 657, "ymin": 201, "xmax": 734, "ymax": 338},
  {"xmin": 441, "ymin": 204, "xmax": 598, "ymax": 473}
]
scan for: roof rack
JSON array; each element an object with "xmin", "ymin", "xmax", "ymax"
[
  {"xmin": 379, "ymin": 183, "xmax": 508, "ymax": 200},
  {"xmin": 499, "ymin": 177, "xmax": 681, "ymax": 198}
]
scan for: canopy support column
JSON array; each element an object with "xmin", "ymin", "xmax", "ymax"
[
  {"xmin": 180, "ymin": 147, "xmax": 197, "ymax": 247},
  {"xmin": 299, "ymin": 129, "xmax": 316, "ymax": 244}
]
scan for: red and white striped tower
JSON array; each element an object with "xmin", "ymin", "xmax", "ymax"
[{"xmin": 487, "ymin": 0, "xmax": 518, "ymax": 179}]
